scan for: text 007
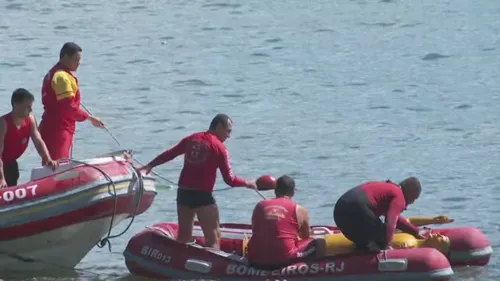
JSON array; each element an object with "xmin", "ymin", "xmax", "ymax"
[{"xmin": 0, "ymin": 185, "xmax": 38, "ymax": 202}]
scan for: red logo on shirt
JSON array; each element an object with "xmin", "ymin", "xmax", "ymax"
[{"xmin": 185, "ymin": 139, "xmax": 209, "ymax": 164}]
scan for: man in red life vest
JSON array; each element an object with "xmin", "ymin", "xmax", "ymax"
[
  {"xmin": 333, "ymin": 177, "xmax": 424, "ymax": 251},
  {"xmin": 139, "ymin": 114, "xmax": 257, "ymax": 249},
  {"xmin": 39, "ymin": 42, "xmax": 104, "ymax": 160},
  {"xmin": 0, "ymin": 89, "xmax": 58, "ymax": 188},
  {"xmin": 247, "ymin": 175, "xmax": 324, "ymax": 269}
]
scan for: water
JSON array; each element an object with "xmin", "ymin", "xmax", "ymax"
[{"xmin": 1, "ymin": 0, "xmax": 499, "ymax": 280}]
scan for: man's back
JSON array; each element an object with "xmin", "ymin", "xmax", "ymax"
[
  {"xmin": 247, "ymin": 197, "xmax": 300, "ymax": 265},
  {"xmin": 178, "ymin": 131, "xmax": 223, "ymax": 191},
  {"xmin": 358, "ymin": 181, "xmax": 405, "ymax": 217}
]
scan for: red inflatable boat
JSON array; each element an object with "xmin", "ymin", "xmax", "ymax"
[{"xmin": 124, "ymin": 222, "xmax": 456, "ymax": 281}]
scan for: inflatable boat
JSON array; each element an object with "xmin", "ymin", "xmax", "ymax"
[
  {"xmin": 0, "ymin": 151, "xmax": 157, "ymax": 272},
  {"xmin": 124, "ymin": 222, "xmax": 455, "ymax": 281}
]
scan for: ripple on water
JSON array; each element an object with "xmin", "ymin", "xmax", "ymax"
[
  {"xmin": 176, "ymin": 110, "xmax": 201, "ymax": 115},
  {"xmin": 368, "ymin": 105, "xmax": 391, "ymax": 110},
  {"xmin": 202, "ymin": 3, "xmax": 243, "ymax": 9},
  {"xmin": 173, "ymin": 79, "xmax": 212, "ymax": 87},
  {"xmin": 54, "ymin": 25, "xmax": 69, "ymax": 30},
  {"xmin": 405, "ymin": 106, "xmax": 432, "ymax": 112},
  {"xmin": 444, "ymin": 127, "xmax": 464, "ymax": 132},
  {"xmin": 5, "ymin": 3, "xmax": 24, "ymax": 10},
  {"xmin": 222, "ymin": 93, "xmax": 244, "ymax": 98},
  {"xmin": 0, "ymin": 62, "xmax": 26, "ymax": 67},
  {"xmin": 152, "ymin": 118, "xmax": 171, "ymax": 123},
  {"xmin": 251, "ymin": 52, "xmax": 270, "ymax": 57},
  {"xmin": 315, "ymin": 28, "xmax": 335, "ymax": 33},
  {"xmin": 441, "ymin": 196, "xmax": 470, "ymax": 203},
  {"xmin": 454, "ymin": 104, "xmax": 472, "ymax": 109},
  {"xmin": 422, "ymin": 53, "xmax": 451, "ymax": 61}
]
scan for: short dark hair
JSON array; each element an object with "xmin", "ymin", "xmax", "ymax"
[
  {"xmin": 209, "ymin": 113, "xmax": 231, "ymax": 130},
  {"xmin": 275, "ymin": 175, "xmax": 295, "ymax": 197},
  {"xmin": 59, "ymin": 42, "xmax": 82, "ymax": 60},
  {"xmin": 11, "ymin": 88, "xmax": 34, "ymax": 106}
]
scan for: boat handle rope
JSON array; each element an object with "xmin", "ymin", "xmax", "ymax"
[{"xmin": 61, "ymin": 158, "xmax": 145, "ymax": 253}]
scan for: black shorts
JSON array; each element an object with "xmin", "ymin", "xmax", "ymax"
[
  {"xmin": 333, "ymin": 187, "xmax": 386, "ymax": 249},
  {"xmin": 176, "ymin": 188, "xmax": 215, "ymax": 208},
  {"xmin": 3, "ymin": 160, "xmax": 20, "ymax": 187}
]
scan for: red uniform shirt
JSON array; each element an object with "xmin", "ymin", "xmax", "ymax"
[
  {"xmin": 247, "ymin": 197, "xmax": 300, "ymax": 265},
  {"xmin": 1, "ymin": 113, "xmax": 31, "ymax": 163},
  {"xmin": 360, "ymin": 181, "xmax": 420, "ymax": 245},
  {"xmin": 40, "ymin": 62, "xmax": 89, "ymax": 134},
  {"xmin": 149, "ymin": 131, "xmax": 247, "ymax": 191}
]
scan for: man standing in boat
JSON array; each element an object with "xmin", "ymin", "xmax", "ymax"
[
  {"xmin": 0, "ymin": 89, "xmax": 58, "ymax": 188},
  {"xmin": 247, "ymin": 175, "xmax": 325, "ymax": 269},
  {"xmin": 333, "ymin": 177, "xmax": 424, "ymax": 251},
  {"xmin": 139, "ymin": 113, "xmax": 257, "ymax": 249},
  {"xmin": 39, "ymin": 42, "xmax": 104, "ymax": 161}
]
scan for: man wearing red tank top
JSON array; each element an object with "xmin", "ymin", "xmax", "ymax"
[
  {"xmin": 139, "ymin": 114, "xmax": 257, "ymax": 249},
  {"xmin": 0, "ymin": 89, "xmax": 58, "ymax": 188},
  {"xmin": 247, "ymin": 175, "xmax": 324, "ymax": 269}
]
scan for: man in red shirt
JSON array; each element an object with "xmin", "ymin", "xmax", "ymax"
[
  {"xmin": 333, "ymin": 177, "xmax": 424, "ymax": 252},
  {"xmin": 247, "ymin": 175, "xmax": 323, "ymax": 269},
  {"xmin": 139, "ymin": 114, "xmax": 257, "ymax": 249},
  {"xmin": 0, "ymin": 89, "xmax": 58, "ymax": 188},
  {"xmin": 39, "ymin": 42, "xmax": 104, "ymax": 160}
]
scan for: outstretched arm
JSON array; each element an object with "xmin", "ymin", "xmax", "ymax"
[{"xmin": 147, "ymin": 137, "xmax": 188, "ymax": 168}]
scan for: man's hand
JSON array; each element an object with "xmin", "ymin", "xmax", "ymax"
[
  {"xmin": 138, "ymin": 164, "xmax": 153, "ymax": 175},
  {"xmin": 88, "ymin": 116, "xmax": 105, "ymax": 128},
  {"xmin": 45, "ymin": 159, "xmax": 59, "ymax": 171},
  {"xmin": 0, "ymin": 178, "xmax": 7, "ymax": 189},
  {"xmin": 245, "ymin": 179, "xmax": 257, "ymax": 189}
]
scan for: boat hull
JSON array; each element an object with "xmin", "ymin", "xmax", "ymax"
[
  {"xmin": 123, "ymin": 224, "xmax": 454, "ymax": 281},
  {"xmin": 0, "ymin": 154, "xmax": 157, "ymax": 272},
  {"xmin": 182, "ymin": 222, "xmax": 492, "ymax": 267}
]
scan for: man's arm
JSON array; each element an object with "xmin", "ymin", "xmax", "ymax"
[
  {"xmin": 384, "ymin": 198, "xmax": 405, "ymax": 248},
  {"xmin": 52, "ymin": 71, "xmax": 90, "ymax": 122},
  {"xmin": 296, "ymin": 204, "xmax": 311, "ymax": 239},
  {"xmin": 218, "ymin": 145, "xmax": 248, "ymax": 187},
  {"xmin": 147, "ymin": 137, "xmax": 187, "ymax": 168},
  {"xmin": 0, "ymin": 118, "xmax": 6, "ymax": 183},
  {"xmin": 396, "ymin": 216, "xmax": 421, "ymax": 237},
  {"xmin": 28, "ymin": 115, "xmax": 52, "ymax": 164}
]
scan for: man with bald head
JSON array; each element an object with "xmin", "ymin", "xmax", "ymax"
[{"xmin": 333, "ymin": 177, "xmax": 424, "ymax": 251}]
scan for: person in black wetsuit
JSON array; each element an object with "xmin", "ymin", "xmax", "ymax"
[{"xmin": 333, "ymin": 177, "xmax": 424, "ymax": 251}]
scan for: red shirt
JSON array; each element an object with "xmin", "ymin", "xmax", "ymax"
[
  {"xmin": 360, "ymin": 181, "xmax": 420, "ymax": 245},
  {"xmin": 149, "ymin": 131, "xmax": 247, "ymax": 192},
  {"xmin": 247, "ymin": 197, "xmax": 299, "ymax": 265},
  {"xmin": 1, "ymin": 113, "xmax": 31, "ymax": 163},
  {"xmin": 41, "ymin": 62, "xmax": 89, "ymax": 134}
]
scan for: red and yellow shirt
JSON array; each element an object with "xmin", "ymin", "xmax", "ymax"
[{"xmin": 40, "ymin": 62, "xmax": 89, "ymax": 133}]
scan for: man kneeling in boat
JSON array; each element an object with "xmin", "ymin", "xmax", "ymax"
[
  {"xmin": 333, "ymin": 177, "xmax": 424, "ymax": 252},
  {"xmin": 0, "ymin": 89, "xmax": 58, "ymax": 188},
  {"xmin": 247, "ymin": 175, "xmax": 325, "ymax": 269}
]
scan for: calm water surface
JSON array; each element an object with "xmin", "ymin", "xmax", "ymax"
[{"xmin": 1, "ymin": 0, "xmax": 499, "ymax": 280}]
